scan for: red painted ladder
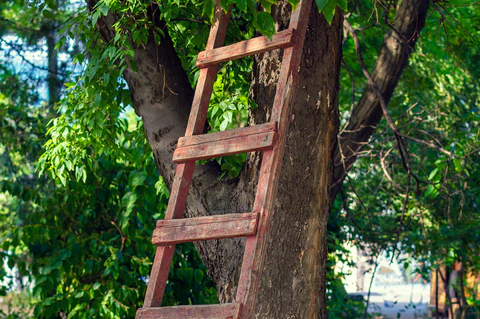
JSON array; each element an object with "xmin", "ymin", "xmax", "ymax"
[{"xmin": 137, "ymin": 1, "xmax": 312, "ymax": 318}]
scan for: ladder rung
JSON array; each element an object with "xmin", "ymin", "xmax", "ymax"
[
  {"xmin": 177, "ymin": 122, "xmax": 276, "ymax": 148},
  {"xmin": 136, "ymin": 303, "xmax": 242, "ymax": 319},
  {"xmin": 173, "ymin": 122, "xmax": 277, "ymax": 163},
  {"xmin": 152, "ymin": 213, "xmax": 258, "ymax": 245},
  {"xmin": 196, "ymin": 29, "xmax": 295, "ymax": 68}
]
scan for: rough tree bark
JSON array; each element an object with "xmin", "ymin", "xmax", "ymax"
[{"xmin": 244, "ymin": 5, "xmax": 342, "ymax": 317}]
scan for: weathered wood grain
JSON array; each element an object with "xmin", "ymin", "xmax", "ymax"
[
  {"xmin": 136, "ymin": 303, "xmax": 242, "ymax": 319},
  {"xmin": 177, "ymin": 122, "xmax": 276, "ymax": 148},
  {"xmin": 152, "ymin": 213, "xmax": 258, "ymax": 245},
  {"xmin": 196, "ymin": 29, "xmax": 295, "ymax": 68},
  {"xmin": 173, "ymin": 130, "xmax": 276, "ymax": 163}
]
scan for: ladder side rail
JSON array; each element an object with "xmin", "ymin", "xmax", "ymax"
[
  {"xmin": 142, "ymin": 164, "xmax": 195, "ymax": 307},
  {"xmin": 185, "ymin": 5, "xmax": 231, "ymax": 137},
  {"xmin": 235, "ymin": 1, "xmax": 313, "ymax": 317},
  {"xmin": 141, "ymin": 4, "xmax": 231, "ymax": 308}
]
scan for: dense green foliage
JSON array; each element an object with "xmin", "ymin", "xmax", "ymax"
[
  {"xmin": 0, "ymin": 0, "xmax": 479, "ymax": 318},
  {"xmin": 1, "ymin": 1, "xmax": 222, "ymax": 317},
  {"xmin": 336, "ymin": 0, "xmax": 479, "ymax": 269}
]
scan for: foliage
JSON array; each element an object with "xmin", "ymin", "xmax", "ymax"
[{"xmin": 1, "ymin": 1, "xmax": 218, "ymax": 317}]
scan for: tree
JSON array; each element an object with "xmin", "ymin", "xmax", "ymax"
[
  {"xmin": 332, "ymin": 1, "xmax": 479, "ymax": 317},
  {"xmin": 37, "ymin": 0, "xmax": 432, "ymax": 317}
]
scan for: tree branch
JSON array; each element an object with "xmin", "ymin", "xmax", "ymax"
[
  {"xmin": 344, "ymin": 18, "xmax": 413, "ymax": 259},
  {"xmin": 331, "ymin": 0, "xmax": 430, "ymax": 201},
  {"xmin": 0, "ymin": 37, "xmax": 66, "ymax": 76}
]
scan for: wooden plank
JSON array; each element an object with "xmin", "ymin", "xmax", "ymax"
[
  {"xmin": 235, "ymin": 1, "xmax": 313, "ymax": 318},
  {"xmin": 152, "ymin": 213, "xmax": 258, "ymax": 245},
  {"xmin": 136, "ymin": 303, "xmax": 242, "ymax": 319},
  {"xmin": 173, "ymin": 131, "xmax": 276, "ymax": 163},
  {"xmin": 177, "ymin": 122, "xmax": 276, "ymax": 148},
  {"xmin": 196, "ymin": 29, "xmax": 295, "ymax": 68}
]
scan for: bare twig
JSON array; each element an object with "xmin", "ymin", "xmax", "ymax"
[
  {"xmin": 101, "ymin": 215, "xmax": 126, "ymax": 251},
  {"xmin": 380, "ymin": 148, "xmax": 404, "ymax": 191},
  {"xmin": 170, "ymin": 18, "xmax": 205, "ymax": 24},
  {"xmin": 340, "ymin": 58, "xmax": 356, "ymax": 135},
  {"xmin": 402, "ymin": 134, "xmax": 453, "ymax": 157},
  {"xmin": 339, "ymin": 188, "xmax": 363, "ymax": 231},
  {"xmin": 347, "ymin": 175, "xmax": 374, "ymax": 232}
]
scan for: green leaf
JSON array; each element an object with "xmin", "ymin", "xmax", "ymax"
[
  {"xmin": 424, "ymin": 184, "xmax": 435, "ymax": 197},
  {"xmin": 428, "ymin": 168, "xmax": 439, "ymax": 180},
  {"xmin": 316, "ymin": 0, "xmax": 328, "ymax": 11},
  {"xmin": 321, "ymin": 0, "xmax": 336, "ymax": 24},
  {"xmin": 202, "ymin": 0, "xmax": 214, "ymax": 19},
  {"xmin": 253, "ymin": 12, "xmax": 276, "ymax": 39},
  {"xmin": 220, "ymin": 0, "xmax": 234, "ymax": 11},
  {"xmin": 42, "ymin": 10, "xmax": 55, "ymax": 19},
  {"xmin": 336, "ymin": 0, "xmax": 347, "ymax": 11},
  {"xmin": 46, "ymin": 0, "xmax": 58, "ymax": 10},
  {"xmin": 185, "ymin": 268, "xmax": 194, "ymax": 283},
  {"xmin": 58, "ymin": 249, "xmax": 71, "ymax": 261},
  {"xmin": 260, "ymin": 0, "xmax": 275, "ymax": 13},
  {"xmin": 97, "ymin": 4, "xmax": 109, "ymax": 16},
  {"xmin": 43, "ymin": 260, "xmax": 62, "ymax": 275},
  {"xmin": 131, "ymin": 172, "xmax": 147, "ymax": 187},
  {"xmin": 176, "ymin": 268, "xmax": 185, "ymax": 281},
  {"xmin": 194, "ymin": 269, "xmax": 204, "ymax": 283},
  {"xmin": 236, "ymin": 0, "xmax": 247, "ymax": 12},
  {"xmin": 289, "ymin": 0, "xmax": 300, "ymax": 9},
  {"xmin": 43, "ymin": 297, "xmax": 55, "ymax": 306},
  {"xmin": 453, "ymin": 158, "xmax": 462, "ymax": 172},
  {"xmin": 92, "ymin": 11, "xmax": 100, "ymax": 26}
]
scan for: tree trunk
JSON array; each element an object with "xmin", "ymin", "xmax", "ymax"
[
  {"xmin": 46, "ymin": 24, "xmax": 59, "ymax": 107},
  {"xmin": 244, "ymin": 3, "xmax": 342, "ymax": 317}
]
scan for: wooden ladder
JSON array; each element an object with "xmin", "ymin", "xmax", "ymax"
[{"xmin": 137, "ymin": 1, "xmax": 312, "ymax": 318}]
